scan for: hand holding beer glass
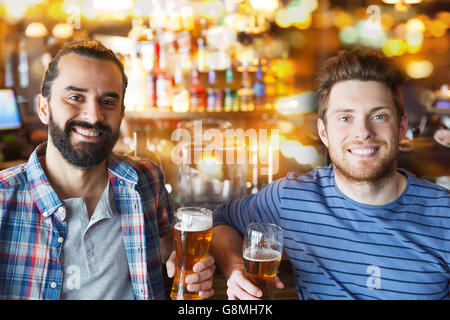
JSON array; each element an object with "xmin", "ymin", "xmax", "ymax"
[
  {"xmin": 243, "ymin": 222, "xmax": 283, "ymax": 300},
  {"xmin": 170, "ymin": 207, "xmax": 213, "ymax": 300}
]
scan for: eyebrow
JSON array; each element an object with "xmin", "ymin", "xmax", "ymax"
[
  {"xmin": 331, "ymin": 106, "xmax": 393, "ymax": 115},
  {"xmin": 64, "ymin": 86, "xmax": 120, "ymax": 100},
  {"xmin": 64, "ymin": 86, "xmax": 88, "ymax": 93}
]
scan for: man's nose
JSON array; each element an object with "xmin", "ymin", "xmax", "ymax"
[
  {"xmin": 355, "ymin": 118, "xmax": 374, "ymax": 140},
  {"xmin": 81, "ymin": 98, "xmax": 105, "ymax": 123}
]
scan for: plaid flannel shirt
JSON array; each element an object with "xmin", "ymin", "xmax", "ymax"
[{"xmin": 0, "ymin": 143, "xmax": 173, "ymax": 300}]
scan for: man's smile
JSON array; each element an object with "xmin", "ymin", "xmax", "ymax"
[
  {"xmin": 73, "ymin": 126, "xmax": 102, "ymax": 137},
  {"xmin": 346, "ymin": 145, "xmax": 380, "ymax": 158}
]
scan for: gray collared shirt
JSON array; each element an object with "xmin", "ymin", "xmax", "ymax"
[{"xmin": 59, "ymin": 181, "xmax": 135, "ymax": 300}]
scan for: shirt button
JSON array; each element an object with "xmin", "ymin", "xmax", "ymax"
[
  {"xmin": 58, "ymin": 207, "xmax": 65, "ymax": 214},
  {"xmin": 57, "ymin": 237, "xmax": 64, "ymax": 244},
  {"xmin": 50, "ymin": 282, "xmax": 58, "ymax": 289}
]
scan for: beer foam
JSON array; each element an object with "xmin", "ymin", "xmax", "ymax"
[
  {"xmin": 243, "ymin": 248, "xmax": 282, "ymax": 262},
  {"xmin": 175, "ymin": 214, "xmax": 212, "ymax": 232}
]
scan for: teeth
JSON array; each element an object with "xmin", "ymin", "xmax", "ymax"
[
  {"xmin": 351, "ymin": 148, "xmax": 376, "ymax": 155},
  {"xmin": 75, "ymin": 127, "xmax": 100, "ymax": 137}
]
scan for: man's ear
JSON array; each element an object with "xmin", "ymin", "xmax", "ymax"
[
  {"xmin": 399, "ymin": 114, "xmax": 408, "ymax": 141},
  {"xmin": 37, "ymin": 94, "xmax": 50, "ymax": 125},
  {"xmin": 317, "ymin": 118, "xmax": 329, "ymax": 148}
]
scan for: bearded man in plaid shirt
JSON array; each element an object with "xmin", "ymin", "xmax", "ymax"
[{"xmin": 0, "ymin": 40, "xmax": 215, "ymax": 300}]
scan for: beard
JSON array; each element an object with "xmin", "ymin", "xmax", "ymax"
[
  {"xmin": 329, "ymin": 139, "xmax": 399, "ymax": 184},
  {"xmin": 48, "ymin": 110, "xmax": 120, "ymax": 169}
]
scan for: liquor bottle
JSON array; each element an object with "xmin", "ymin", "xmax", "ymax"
[
  {"xmin": 18, "ymin": 39, "xmax": 29, "ymax": 89},
  {"xmin": 172, "ymin": 60, "xmax": 190, "ymax": 113},
  {"xmin": 238, "ymin": 61, "xmax": 254, "ymax": 112},
  {"xmin": 264, "ymin": 60, "xmax": 276, "ymax": 110},
  {"xmin": 189, "ymin": 62, "xmax": 206, "ymax": 112},
  {"xmin": 223, "ymin": 66, "xmax": 238, "ymax": 112},
  {"xmin": 145, "ymin": 31, "xmax": 157, "ymax": 109},
  {"xmin": 206, "ymin": 68, "xmax": 223, "ymax": 112},
  {"xmin": 155, "ymin": 42, "xmax": 173, "ymax": 111},
  {"xmin": 253, "ymin": 61, "xmax": 266, "ymax": 111}
]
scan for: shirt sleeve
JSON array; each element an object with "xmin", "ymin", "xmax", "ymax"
[
  {"xmin": 213, "ymin": 177, "xmax": 285, "ymax": 236},
  {"xmin": 154, "ymin": 166, "xmax": 174, "ymax": 238}
]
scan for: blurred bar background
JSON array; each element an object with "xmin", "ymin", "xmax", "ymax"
[{"xmin": 0, "ymin": 0, "xmax": 449, "ymax": 207}]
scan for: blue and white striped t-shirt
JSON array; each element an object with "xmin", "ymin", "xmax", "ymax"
[{"xmin": 213, "ymin": 165, "xmax": 450, "ymax": 300}]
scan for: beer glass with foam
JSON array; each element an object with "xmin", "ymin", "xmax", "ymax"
[
  {"xmin": 170, "ymin": 207, "xmax": 213, "ymax": 300},
  {"xmin": 243, "ymin": 222, "xmax": 283, "ymax": 300}
]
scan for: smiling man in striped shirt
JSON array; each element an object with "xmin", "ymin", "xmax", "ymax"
[
  {"xmin": 0, "ymin": 40, "xmax": 215, "ymax": 300},
  {"xmin": 211, "ymin": 48, "xmax": 449, "ymax": 300}
]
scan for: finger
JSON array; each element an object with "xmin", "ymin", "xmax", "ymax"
[
  {"xmin": 275, "ymin": 277, "xmax": 285, "ymax": 289},
  {"xmin": 233, "ymin": 285, "xmax": 261, "ymax": 300},
  {"xmin": 187, "ymin": 279, "xmax": 213, "ymax": 293},
  {"xmin": 199, "ymin": 288, "xmax": 215, "ymax": 299},
  {"xmin": 235, "ymin": 272, "xmax": 262, "ymax": 298},
  {"xmin": 186, "ymin": 265, "xmax": 215, "ymax": 284},
  {"xmin": 166, "ymin": 251, "xmax": 176, "ymax": 278},
  {"xmin": 193, "ymin": 255, "xmax": 215, "ymax": 273}
]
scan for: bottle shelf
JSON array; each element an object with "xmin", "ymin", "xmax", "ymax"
[{"xmin": 125, "ymin": 109, "xmax": 277, "ymax": 121}]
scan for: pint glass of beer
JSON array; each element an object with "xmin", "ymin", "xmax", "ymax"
[
  {"xmin": 170, "ymin": 207, "xmax": 213, "ymax": 300},
  {"xmin": 243, "ymin": 222, "xmax": 283, "ymax": 300}
]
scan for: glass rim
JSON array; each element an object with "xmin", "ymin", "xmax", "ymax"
[
  {"xmin": 176, "ymin": 206, "xmax": 213, "ymax": 216},
  {"xmin": 246, "ymin": 222, "xmax": 283, "ymax": 233}
]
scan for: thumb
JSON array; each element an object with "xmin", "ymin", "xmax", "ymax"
[
  {"xmin": 275, "ymin": 277, "xmax": 285, "ymax": 289},
  {"xmin": 166, "ymin": 251, "xmax": 176, "ymax": 278}
]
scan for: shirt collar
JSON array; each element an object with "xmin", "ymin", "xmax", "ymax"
[
  {"xmin": 107, "ymin": 153, "xmax": 139, "ymax": 185},
  {"xmin": 26, "ymin": 143, "xmax": 64, "ymax": 219},
  {"xmin": 26, "ymin": 143, "xmax": 139, "ymax": 219}
]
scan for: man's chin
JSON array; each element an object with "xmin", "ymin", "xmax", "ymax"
[{"xmin": 332, "ymin": 160, "xmax": 396, "ymax": 184}]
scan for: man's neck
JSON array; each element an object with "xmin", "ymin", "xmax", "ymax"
[
  {"xmin": 41, "ymin": 142, "xmax": 109, "ymax": 201},
  {"xmin": 333, "ymin": 166, "xmax": 407, "ymax": 206}
]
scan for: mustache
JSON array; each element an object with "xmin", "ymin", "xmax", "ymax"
[{"xmin": 65, "ymin": 120, "xmax": 112, "ymax": 135}]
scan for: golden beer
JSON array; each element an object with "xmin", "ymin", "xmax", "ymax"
[
  {"xmin": 243, "ymin": 222, "xmax": 283, "ymax": 300},
  {"xmin": 170, "ymin": 208, "xmax": 212, "ymax": 300},
  {"xmin": 243, "ymin": 248, "xmax": 282, "ymax": 300}
]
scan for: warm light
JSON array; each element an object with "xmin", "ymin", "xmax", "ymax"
[
  {"xmin": 201, "ymin": 0, "xmax": 225, "ymax": 20},
  {"xmin": 357, "ymin": 20, "xmax": 386, "ymax": 48},
  {"xmin": 436, "ymin": 11, "xmax": 450, "ymax": 28},
  {"xmin": 294, "ymin": 13, "xmax": 312, "ymax": 30},
  {"xmin": 382, "ymin": 38, "xmax": 407, "ymax": 57},
  {"xmin": 25, "ymin": 22, "xmax": 48, "ymax": 38},
  {"xmin": 249, "ymin": 0, "xmax": 279, "ymax": 13},
  {"xmin": 198, "ymin": 156, "xmax": 223, "ymax": 180},
  {"xmin": 275, "ymin": 9, "xmax": 292, "ymax": 28},
  {"xmin": 405, "ymin": 18, "xmax": 426, "ymax": 33},
  {"xmin": 334, "ymin": 12, "xmax": 353, "ymax": 30},
  {"xmin": 382, "ymin": 0, "xmax": 423, "ymax": 3},
  {"xmin": 339, "ymin": 27, "xmax": 358, "ymax": 45},
  {"xmin": 406, "ymin": 60, "xmax": 433, "ymax": 79},
  {"xmin": 429, "ymin": 20, "xmax": 447, "ymax": 37},
  {"xmin": 180, "ymin": 6, "xmax": 195, "ymax": 31},
  {"xmin": 94, "ymin": 0, "xmax": 133, "ymax": 12},
  {"xmin": 52, "ymin": 23, "xmax": 74, "ymax": 39},
  {"xmin": 294, "ymin": 146, "xmax": 319, "ymax": 165},
  {"xmin": 380, "ymin": 14, "xmax": 394, "ymax": 31},
  {"xmin": 406, "ymin": 31, "xmax": 423, "ymax": 53},
  {"xmin": 4, "ymin": 1, "xmax": 28, "ymax": 20},
  {"xmin": 280, "ymin": 140, "xmax": 302, "ymax": 158}
]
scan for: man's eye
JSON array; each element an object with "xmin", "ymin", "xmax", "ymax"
[
  {"xmin": 102, "ymin": 99, "xmax": 116, "ymax": 107},
  {"xmin": 69, "ymin": 95, "xmax": 83, "ymax": 102},
  {"xmin": 373, "ymin": 114, "xmax": 385, "ymax": 121},
  {"xmin": 339, "ymin": 116, "xmax": 350, "ymax": 122}
]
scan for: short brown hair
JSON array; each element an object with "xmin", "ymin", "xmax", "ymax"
[
  {"xmin": 41, "ymin": 40, "xmax": 128, "ymax": 107},
  {"xmin": 315, "ymin": 48, "xmax": 405, "ymax": 125}
]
